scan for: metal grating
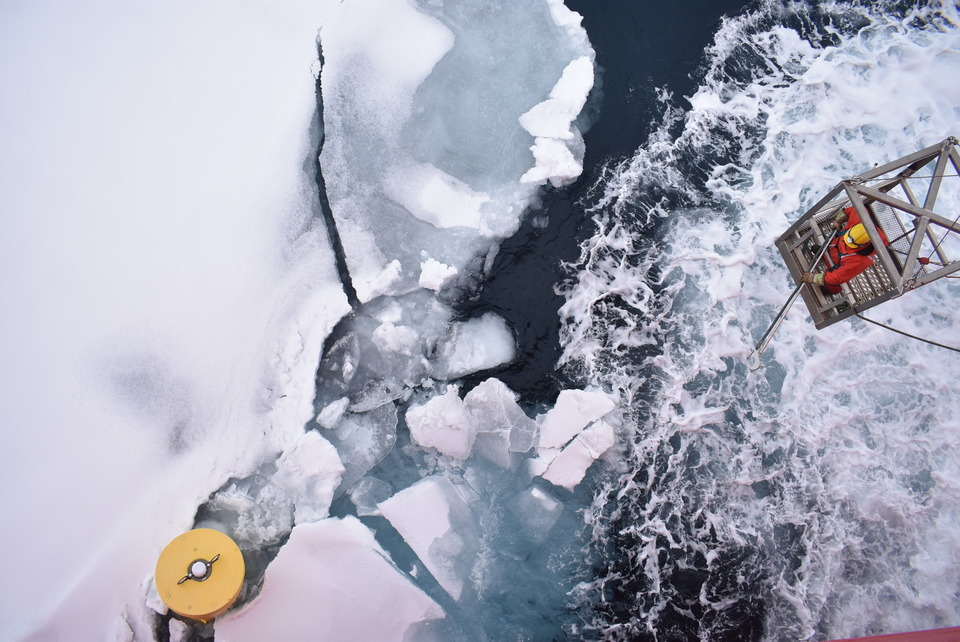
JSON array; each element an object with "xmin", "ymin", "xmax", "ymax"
[{"xmin": 775, "ymin": 137, "xmax": 960, "ymax": 329}]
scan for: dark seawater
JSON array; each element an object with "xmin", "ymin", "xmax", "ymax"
[
  {"xmin": 457, "ymin": 0, "xmax": 753, "ymax": 405},
  {"xmin": 466, "ymin": 1, "xmax": 960, "ymax": 640}
]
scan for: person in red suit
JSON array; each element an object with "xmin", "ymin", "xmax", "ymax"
[{"xmin": 800, "ymin": 205, "xmax": 889, "ymax": 295}]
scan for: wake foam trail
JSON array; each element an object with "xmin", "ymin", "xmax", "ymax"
[{"xmin": 560, "ymin": 1, "xmax": 960, "ymax": 640}]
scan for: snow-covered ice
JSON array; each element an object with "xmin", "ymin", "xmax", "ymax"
[
  {"xmin": 215, "ymin": 517, "xmax": 444, "ymax": 641},
  {"xmin": 419, "ymin": 257, "xmax": 460, "ymax": 292},
  {"xmin": 0, "ymin": 0, "xmax": 349, "ymax": 638},
  {"xmin": 540, "ymin": 419, "xmax": 617, "ymax": 491},
  {"xmin": 406, "ymin": 385, "xmax": 477, "ymax": 461},
  {"xmin": 435, "ymin": 313, "xmax": 517, "ymax": 379},
  {"xmin": 272, "ymin": 430, "xmax": 345, "ymax": 524},
  {"xmin": 537, "ymin": 388, "xmax": 616, "ymax": 449},
  {"xmin": 520, "ymin": 56, "xmax": 594, "ymax": 187}
]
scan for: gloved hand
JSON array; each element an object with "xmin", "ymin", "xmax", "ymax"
[
  {"xmin": 832, "ymin": 211, "xmax": 849, "ymax": 230},
  {"xmin": 800, "ymin": 272, "xmax": 824, "ymax": 285}
]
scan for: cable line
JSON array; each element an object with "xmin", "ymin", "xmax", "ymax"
[{"xmin": 855, "ymin": 313, "xmax": 960, "ymax": 353}]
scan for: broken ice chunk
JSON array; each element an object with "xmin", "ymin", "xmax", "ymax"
[
  {"xmin": 435, "ymin": 313, "xmax": 516, "ymax": 379},
  {"xmin": 406, "ymin": 385, "xmax": 477, "ymax": 460},
  {"xmin": 537, "ymin": 388, "xmax": 615, "ymax": 450},
  {"xmin": 470, "ymin": 431, "xmax": 511, "ymax": 468},
  {"xmin": 355, "ymin": 259, "xmax": 404, "ymax": 302},
  {"xmin": 518, "ymin": 56, "xmax": 593, "ymax": 187},
  {"xmin": 512, "ymin": 485, "xmax": 564, "ymax": 544},
  {"xmin": 378, "ymin": 476, "xmax": 478, "ymax": 601},
  {"xmin": 323, "ymin": 403, "xmax": 398, "ymax": 492},
  {"xmin": 519, "ymin": 56, "xmax": 594, "ymax": 140},
  {"xmin": 520, "ymin": 135, "xmax": 583, "ymax": 187},
  {"xmin": 349, "ymin": 477, "xmax": 394, "ymax": 517},
  {"xmin": 463, "ymin": 378, "xmax": 537, "ymax": 461},
  {"xmin": 419, "ymin": 257, "xmax": 459, "ymax": 291},
  {"xmin": 272, "ymin": 431, "xmax": 345, "ymax": 524},
  {"xmin": 316, "ymin": 397, "xmax": 350, "ymax": 429},
  {"xmin": 387, "ymin": 163, "xmax": 492, "ymax": 232},
  {"xmin": 214, "ymin": 517, "xmax": 444, "ymax": 640},
  {"xmin": 372, "ymin": 321, "xmax": 420, "ymax": 357},
  {"xmin": 540, "ymin": 419, "xmax": 616, "ymax": 491}
]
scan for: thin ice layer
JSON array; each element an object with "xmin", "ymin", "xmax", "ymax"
[{"xmin": 319, "ymin": 0, "xmax": 594, "ymax": 301}]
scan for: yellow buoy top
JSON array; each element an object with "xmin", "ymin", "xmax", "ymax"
[{"xmin": 155, "ymin": 528, "xmax": 245, "ymax": 622}]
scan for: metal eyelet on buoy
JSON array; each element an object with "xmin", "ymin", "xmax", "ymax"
[
  {"xmin": 177, "ymin": 553, "xmax": 220, "ymax": 584},
  {"xmin": 155, "ymin": 529, "xmax": 244, "ymax": 622}
]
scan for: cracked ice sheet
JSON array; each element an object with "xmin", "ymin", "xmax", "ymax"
[
  {"xmin": 0, "ymin": 0, "xmax": 348, "ymax": 638},
  {"xmin": 215, "ymin": 517, "xmax": 444, "ymax": 641},
  {"xmin": 320, "ymin": 0, "xmax": 594, "ymax": 301}
]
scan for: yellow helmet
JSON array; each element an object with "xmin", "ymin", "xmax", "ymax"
[{"xmin": 844, "ymin": 223, "xmax": 870, "ymax": 249}]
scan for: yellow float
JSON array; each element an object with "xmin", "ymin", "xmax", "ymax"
[{"xmin": 155, "ymin": 528, "xmax": 245, "ymax": 622}]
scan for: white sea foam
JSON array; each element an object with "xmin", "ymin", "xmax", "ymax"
[{"xmin": 562, "ymin": 1, "xmax": 960, "ymax": 639}]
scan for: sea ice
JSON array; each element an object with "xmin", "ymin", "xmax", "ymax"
[
  {"xmin": 321, "ymin": 403, "xmax": 399, "ymax": 492},
  {"xmin": 519, "ymin": 57, "xmax": 595, "ymax": 141},
  {"xmin": 272, "ymin": 431, "xmax": 345, "ymax": 524},
  {"xmin": 354, "ymin": 259, "xmax": 404, "ymax": 302},
  {"xmin": 470, "ymin": 429, "xmax": 512, "ymax": 468},
  {"xmin": 464, "ymin": 377, "xmax": 538, "ymax": 454},
  {"xmin": 406, "ymin": 385, "xmax": 477, "ymax": 461},
  {"xmin": 348, "ymin": 476, "xmax": 394, "ymax": 517},
  {"xmin": 540, "ymin": 419, "xmax": 617, "ymax": 491},
  {"xmin": 378, "ymin": 476, "xmax": 479, "ymax": 601},
  {"xmin": 519, "ymin": 56, "xmax": 594, "ymax": 187},
  {"xmin": 320, "ymin": 0, "xmax": 594, "ymax": 299},
  {"xmin": 316, "ymin": 397, "xmax": 350, "ymax": 429},
  {"xmin": 538, "ymin": 388, "xmax": 616, "ymax": 449},
  {"xmin": 0, "ymin": 1, "xmax": 351, "ymax": 636},
  {"xmin": 196, "ymin": 476, "xmax": 294, "ymax": 549},
  {"xmin": 512, "ymin": 485, "xmax": 564, "ymax": 544},
  {"xmin": 435, "ymin": 312, "xmax": 516, "ymax": 379},
  {"xmin": 388, "ymin": 163, "xmax": 492, "ymax": 231},
  {"xmin": 215, "ymin": 517, "xmax": 444, "ymax": 641},
  {"xmin": 372, "ymin": 321, "xmax": 421, "ymax": 357},
  {"xmin": 419, "ymin": 257, "xmax": 459, "ymax": 291}
]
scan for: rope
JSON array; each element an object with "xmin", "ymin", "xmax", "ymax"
[
  {"xmin": 866, "ymin": 172, "xmax": 959, "ymax": 181},
  {"xmin": 856, "ymin": 313, "xmax": 960, "ymax": 353}
]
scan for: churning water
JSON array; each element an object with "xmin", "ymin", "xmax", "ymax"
[{"xmin": 557, "ymin": 1, "xmax": 960, "ymax": 639}]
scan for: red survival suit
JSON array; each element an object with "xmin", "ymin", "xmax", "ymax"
[{"xmin": 821, "ymin": 206, "xmax": 889, "ymax": 295}]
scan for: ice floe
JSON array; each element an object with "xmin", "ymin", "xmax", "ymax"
[
  {"xmin": 215, "ymin": 517, "xmax": 444, "ymax": 640},
  {"xmin": 378, "ymin": 476, "xmax": 479, "ymax": 602}
]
